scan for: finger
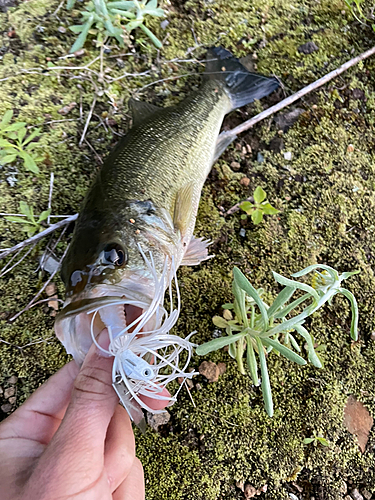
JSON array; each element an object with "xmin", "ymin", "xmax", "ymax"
[
  {"xmin": 104, "ymin": 405, "xmax": 135, "ymax": 492},
  {"xmin": 37, "ymin": 329, "xmax": 117, "ymax": 473},
  {"xmin": 139, "ymin": 386, "xmax": 171, "ymax": 411},
  {"xmin": 0, "ymin": 361, "xmax": 79, "ymax": 443},
  {"xmin": 113, "ymin": 458, "xmax": 145, "ymax": 500}
]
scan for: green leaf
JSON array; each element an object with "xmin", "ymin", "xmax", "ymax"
[
  {"xmin": 0, "ymin": 138, "xmax": 15, "ymax": 148},
  {"xmin": 251, "ymin": 209, "xmax": 263, "ymax": 224},
  {"xmin": 22, "ymin": 152, "xmax": 39, "ymax": 173},
  {"xmin": 233, "ymin": 267, "xmax": 268, "ymax": 330},
  {"xmin": 3, "ymin": 122, "xmax": 27, "ymax": 132},
  {"xmin": 261, "ymin": 338, "xmax": 307, "ymax": 365},
  {"xmin": 240, "ymin": 214, "xmax": 248, "ymax": 220},
  {"xmin": 26, "ymin": 226, "xmax": 37, "ymax": 237},
  {"xmin": 303, "ymin": 438, "xmax": 314, "ymax": 444},
  {"xmin": 253, "ymin": 186, "xmax": 266, "ymax": 204},
  {"xmin": 69, "ymin": 25, "xmax": 85, "ymax": 34},
  {"xmin": 294, "ymin": 324, "xmax": 322, "ymax": 368},
  {"xmin": 338, "ymin": 288, "xmax": 359, "ymax": 341},
  {"xmin": 69, "ymin": 16, "xmax": 95, "ymax": 53},
  {"xmin": 138, "ymin": 23, "xmax": 162, "ymax": 48},
  {"xmin": 233, "ymin": 279, "xmax": 248, "ymax": 327},
  {"xmin": 0, "ymin": 154, "xmax": 17, "ymax": 164},
  {"xmin": 274, "ymin": 293, "xmax": 311, "ymax": 319},
  {"xmin": 108, "ymin": 1, "xmax": 136, "ymax": 8},
  {"xmin": 0, "ymin": 110, "xmax": 13, "ymax": 127},
  {"xmin": 292, "ymin": 264, "xmax": 339, "ymax": 282},
  {"xmin": 5, "ymin": 216, "xmax": 27, "ymax": 223},
  {"xmin": 267, "ymin": 286, "xmax": 295, "ymax": 319},
  {"xmin": 262, "ymin": 203, "xmax": 279, "ymax": 215},
  {"xmin": 316, "ymin": 437, "xmax": 329, "ymax": 446},
  {"xmin": 17, "ymin": 127, "xmax": 27, "ymax": 143},
  {"xmin": 222, "ymin": 303, "xmax": 234, "ymax": 310},
  {"xmin": 196, "ymin": 331, "xmax": 246, "ymax": 356},
  {"xmin": 19, "ymin": 201, "xmax": 33, "ymax": 219},
  {"xmin": 288, "ymin": 333, "xmax": 301, "ymax": 352},
  {"xmin": 126, "ymin": 19, "xmax": 143, "ymax": 30},
  {"xmin": 22, "ymin": 128, "xmax": 41, "ymax": 146},
  {"xmin": 256, "ymin": 336, "xmax": 273, "ymax": 417},
  {"xmin": 67, "ymin": 0, "xmax": 76, "ymax": 9},
  {"xmin": 37, "ymin": 208, "xmax": 51, "ymax": 223},
  {"xmin": 212, "ymin": 316, "xmax": 229, "ymax": 329},
  {"xmin": 240, "ymin": 201, "xmax": 253, "ymax": 213},
  {"xmin": 246, "ymin": 336, "xmax": 259, "ymax": 386},
  {"xmin": 340, "ymin": 270, "xmax": 360, "ymax": 280},
  {"xmin": 272, "ymin": 271, "xmax": 320, "ymax": 303}
]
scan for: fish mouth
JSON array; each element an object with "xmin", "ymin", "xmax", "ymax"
[{"xmin": 55, "ymin": 251, "xmax": 196, "ymax": 422}]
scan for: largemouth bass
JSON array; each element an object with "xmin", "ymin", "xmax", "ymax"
[{"xmin": 55, "ymin": 47, "xmax": 279, "ymax": 421}]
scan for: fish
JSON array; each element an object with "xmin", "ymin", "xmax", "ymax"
[{"xmin": 55, "ymin": 47, "xmax": 279, "ymax": 422}]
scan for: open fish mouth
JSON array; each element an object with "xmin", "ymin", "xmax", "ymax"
[{"xmin": 55, "ymin": 246, "xmax": 196, "ymax": 423}]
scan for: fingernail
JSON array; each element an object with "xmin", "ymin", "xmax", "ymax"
[{"xmin": 96, "ymin": 329, "xmax": 112, "ymax": 357}]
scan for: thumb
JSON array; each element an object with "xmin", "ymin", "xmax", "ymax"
[{"xmin": 41, "ymin": 329, "xmax": 118, "ymax": 469}]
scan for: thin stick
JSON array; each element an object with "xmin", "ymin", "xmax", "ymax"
[
  {"xmin": 0, "ymin": 244, "xmax": 37, "ymax": 278},
  {"xmin": 9, "ymin": 244, "xmax": 70, "ymax": 322},
  {"xmin": 47, "ymin": 172, "xmax": 54, "ymax": 225},
  {"xmin": 184, "ymin": 380, "xmax": 196, "ymax": 408},
  {"xmin": 80, "ymin": 96, "xmax": 97, "ymax": 145},
  {"xmin": 0, "ymin": 214, "xmax": 78, "ymax": 261},
  {"xmin": 220, "ymin": 46, "xmax": 375, "ymax": 142},
  {"xmin": 224, "ymin": 196, "xmax": 253, "ymax": 217}
]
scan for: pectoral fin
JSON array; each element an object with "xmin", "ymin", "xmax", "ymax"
[
  {"xmin": 181, "ymin": 236, "xmax": 214, "ymax": 266},
  {"xmin": 173, "ymin": 182, "xmax": 196, "ymax": 237}
]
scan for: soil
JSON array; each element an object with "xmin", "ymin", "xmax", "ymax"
[{"xmin": 1, "ymin": 0, "xmax": 375, "ymax": 499}]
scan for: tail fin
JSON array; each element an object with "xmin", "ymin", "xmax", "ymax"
[{"xmin": 204, "ymin": 47, "xmax": 279, "ymax": 111}]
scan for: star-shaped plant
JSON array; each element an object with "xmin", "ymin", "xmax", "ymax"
[{"xmin": 196, "ymin": 264, "xmax": 359, "ymax": 416}]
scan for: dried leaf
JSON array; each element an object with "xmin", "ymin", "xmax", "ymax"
[{"xmin": 344, "ymin": 395, "xmax": 373, "ymax": 453}]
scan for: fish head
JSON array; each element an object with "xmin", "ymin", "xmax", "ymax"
[{"xmin": 56, "ymin": 199, "xmax": 178, "ymax": 364}]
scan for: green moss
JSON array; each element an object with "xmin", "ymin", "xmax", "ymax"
[{"xmin": 1, "ymin": 0, "xmax": 375, "ymax": 498}]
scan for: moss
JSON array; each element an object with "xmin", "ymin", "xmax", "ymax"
[{"xmin": 1, "ymin": 0, "xmax": 375, "ymax": 498}]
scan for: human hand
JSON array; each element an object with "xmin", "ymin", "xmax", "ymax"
[{"xmin": 0, "ymin": 330, "xmax": 144, "ymax": 500}]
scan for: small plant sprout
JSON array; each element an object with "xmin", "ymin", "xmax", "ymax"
[
  {"xmin": 239, "ymin": 187, "xmax": 279, "ymax": 224},
  {"xmin": 67, "ymin": 0, "xmax": 165, "ymax": 53},
  {"xmin": 303, "ymin": 434, "xmax": 330, "ymax": 447},
  {"xmin": 344, "ymin": 0, "xmax": 375, "ymax": 31},
  {"xmin": 196, "ymin": 264, "xmax": 359, "ymax": 417},
  {"xmin": 0, "ymin": 110, "xmax": 42, "ymax": 174},
  {"xmin": 5, "ymin": 202, "xmax": 51, "ymax": 237}
]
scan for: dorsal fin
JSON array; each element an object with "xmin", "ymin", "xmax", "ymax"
[{"xmin": 128, "ymin": 97, "xmax": 161, "ymax": 127}]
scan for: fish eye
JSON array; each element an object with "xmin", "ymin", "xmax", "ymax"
[{"xmin": 103, "ymin": 244, "xmax": 127, "ymax": 267}]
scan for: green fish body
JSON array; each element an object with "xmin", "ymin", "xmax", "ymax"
[{"xmin": 55, "ymin": 48, "xmax": 278, "ymax": 419}]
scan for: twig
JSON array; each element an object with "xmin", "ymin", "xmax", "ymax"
[
  {"xmin": 220, "ymin": 46, "xmax": 375, "ymax": 142},
  {"xmin": 0, "ymin": 244, "xmax": 37, "ymax": 278},
  {"xmin": 47, "ymin": 172, "xmax": 54, "ymax": 225},
  {"xmin": 52, "ymin": 0, "xmax": 64, "ymax": 16},
  {"xmin": 9, "ymin": 244, "xmax": 70, "ymax": 322},
  {"xmin": 84, "ymin": 138, "xmax": 104, "ymax": 164},
  {"xmin": 224, "ymin": 196, "xmax": 253, "ymax": 217},
  {"xmin": 222, "ymin": 46, "xmax": 375, "ymax": 217},
  {"xmin": 80, "ymin": 96, "xmax": 97, "ymax": 145},
  {"xmin": 135, "ymin": 73, "xmax": 192, "ymax": 93},
  {"xmin": 184, "ymin": 380, "xmax": 196, "ymax": 408},
  {"xmin": 0, "ymin": 214, "xmax": 78, "ymax": 261}
]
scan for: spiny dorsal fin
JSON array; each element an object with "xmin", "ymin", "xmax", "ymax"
[
  {"xmin": 128, "ymin": 97, "xmax": 161, "ymax": 127},
  {"xmin": 173, "ymin": 182, "xmax": 196, "ymax": 237}
]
